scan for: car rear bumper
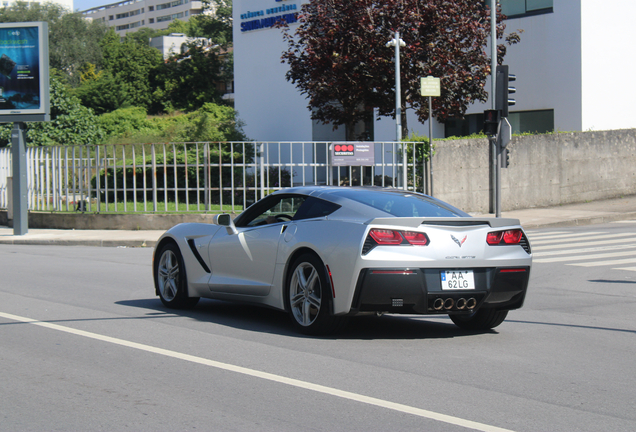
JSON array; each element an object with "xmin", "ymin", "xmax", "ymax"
[{"xmin": 348, "ymin": 266, "xmax": 530, "ymax": 315}]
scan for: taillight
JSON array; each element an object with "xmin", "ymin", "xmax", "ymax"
[
  {"xmin": 486, "ymin": 231, "xmax": 503, "ymax": 245},
  {"xmin": 369, "ymin": 229, "xmax": 403, "ymax": 245},
  {"xmin": 487, "ymin": 229, "xmax": 523, "ymax": 245},
  {"xmin": 403, "ymin": 231, "xmax": 429, "ymax": 246},
  {"xmin": 503, "ymin": 230, "xmax": 522, "ymax": 244},
  {"xmin": 363, "ymin": 228, "xmax": 430, "ymax": 254}
]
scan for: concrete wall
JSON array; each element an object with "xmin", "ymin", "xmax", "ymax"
[{"xmin": 433, "ymin": 129, "xmax": 636, "ymax": 213}]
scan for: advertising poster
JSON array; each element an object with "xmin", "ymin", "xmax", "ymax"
[
  {"xmin": 332, "ymin": 142, "xmax": 375, "ymax": 166},
  {"xmin": 0, "ymin": 23, "xmax": 48, "ymax": 116}
]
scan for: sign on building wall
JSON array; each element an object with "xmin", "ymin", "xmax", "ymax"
[
  {"xmin": 0, "ymin": 22, "xmax": 50, "ymax": 122},
  {"xmin": 239, "ymin": 0, "xmax": 300, "ymax": 32},
  {"xmin": 331, "ymin": 142, "xmax": 375, "ymax": 166}
]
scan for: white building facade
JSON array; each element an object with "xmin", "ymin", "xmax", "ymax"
[
  {"xmin": 234, "ymin": 0, "xmax": 636, "ymax": 142},
  {"xmin": 81, "ymin": 0, "xmax": 204, "ymax": 36},
  {"xmin": 149, "ymin": 32, "xmax": 211, "ymax": 58}
]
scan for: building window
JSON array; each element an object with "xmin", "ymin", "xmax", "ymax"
[
  {"xmin": 149, "ymin": 18, "xmax": 154, "ymax": 23},
  {"xmin": 148, "ymin": 5, "xmax": 154, "ymax": 11},
  {"xmin": 444, "ymin": 109, "xmax": 554, "ymax": 137},
  {"xmin": 156, "ymin": 0, "xmax": 183, "ymax": 10},
  {"xmin": 116, "ymin": 24, "xmax": 130, "ymax": 31},
  {"xmin": 157, "ymin": 12, "xmax": 184, "ymax": 22},
  {"xmin": 499, "ymin": 0, "xmax": 553, "ymax": 18},
  {"xmin": 116, "ymin": 12, "xmax": 130, "ymax": 19},
  {"xmin": 109, "ymin": 15, "xmax": 114, "ymax": 20}
]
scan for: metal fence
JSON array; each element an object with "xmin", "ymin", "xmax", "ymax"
[{"xmin": 0, "ymin": 141, "xmax": 429, "ymax": 213}]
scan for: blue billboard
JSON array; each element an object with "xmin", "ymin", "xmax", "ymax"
[{"xmin": 0, "ymin": 22, "xmax": 49, "ymax": 120}]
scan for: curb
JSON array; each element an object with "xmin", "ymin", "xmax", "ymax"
[
  {"xmin": 520, "ymin": 212, "xmax": 636, "ymax": 230},
  {"xmin": 0, "ymin": 238, "xmax": 157, "ymax": 248}
]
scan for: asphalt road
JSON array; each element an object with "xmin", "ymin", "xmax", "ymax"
[{"xmin": 1, "ymin": 222, "xmax": 635, "ymax": 432}]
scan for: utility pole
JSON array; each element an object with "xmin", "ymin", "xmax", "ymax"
[
  {"xmin": 489, "ymin": 0, "xmax": 497, "ymax": 214},
  {"xmin": 386, "ymin": 32, "xmax": 406, "ymax": 189}
]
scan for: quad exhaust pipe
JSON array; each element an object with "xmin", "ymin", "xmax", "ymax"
[{"xmin": 432, "ymin": 297, "xmax": 477, "ymax": 311}]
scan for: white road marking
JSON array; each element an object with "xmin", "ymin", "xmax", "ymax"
[
  {"xmin": 611, "ymin": 220, "xmax": 636, "ymax": 223},
  {"xmin": 532, "ymin": 237, "xmax": 636, "ymax": 251},
  {"xmin": 532, "ymin": 244, "xmax": 636, "ymax": 258},
  {"xmin": 530, "ymin": 232, "xmax": 627, "ymax": 245},
  {"xmin": 570, "ymin": 257, "xmax": 636, "ymax": 267},
  {"xmin": 524, "ymin": 231, "xmax": 569, "ymax": 235},
  {"xmin": 534, "ymin": 250, "xmax": 636, "ymax": 263},
  {"xmin": 0, "ymin": 311, "xmax": 515, "ymax": 432},
  {"xmin": 527, "ymin": 232, "xmax": 603, "ymax": 241},
  {"xmin": 614, "ymin": 267, "xmax": 636, "ymax": 272}
]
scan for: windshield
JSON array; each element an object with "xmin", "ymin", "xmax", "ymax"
[{"xmin": 332, "ymin": 189, "xmax": 468, "ymax": 218}]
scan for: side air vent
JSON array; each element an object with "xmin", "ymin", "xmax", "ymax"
[
  {"xmin": 519, "ymin": 233, "xmax": 532, "ymax": 254},
  {"xmin": 187, "ymin": 239, "xmax": 211, "ymax": 273},
  {"xmin": 362, "ymin": 235, "xmax": 376, "ymax": 255}
]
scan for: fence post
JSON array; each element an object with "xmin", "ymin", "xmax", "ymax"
[
  {"xmin": 259, "ymin": 142, "xmax": 265, "ymax": 199},
  {"xmin": 204, "ymin": 142, "xmax": 210, "ymax": 211},
  {"xmin": 152, "ymin": 144, "xmax": 157, "ymax": 212}
]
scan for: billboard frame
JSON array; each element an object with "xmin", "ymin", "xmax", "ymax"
[{"xmin": 0, "ymin": 21, "xmax": 50, "ymax": 122}]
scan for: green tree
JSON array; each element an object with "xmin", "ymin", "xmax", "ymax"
[
  {"xmin": 125, "ymin": 27, "xmax": 161, "ymax": 46},
  {"xmin": 0, "ymin": 2, "xmax": 108, "ymax": 86},
  {"xmin": 151, "ymin": 44, "xmax": 226, "ymax": 113},
  {"xmin": 73, "ymin": 70, "xmax": 133, "ymax": 115},
  {"xmin": 187, "ymin": 0, "xmax": 233, "ymax": 46},
  {"xmin": 100, "ymin": 29, "xmax": 163, "ymax": 110}
]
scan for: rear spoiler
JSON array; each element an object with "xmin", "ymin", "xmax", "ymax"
[{"xmin": 364, "ymin": 217, "xmax": 521, "ymax": 229}]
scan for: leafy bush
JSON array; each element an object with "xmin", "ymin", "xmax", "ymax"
[
  {"xmin": 90, "ymin": 142, "xmax": 271, "ymax": 207},
  {"xmin": 97, "ymin": 103, "xmax": 247, "ymax": 145}
]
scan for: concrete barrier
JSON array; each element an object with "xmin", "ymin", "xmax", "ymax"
[
  {"xmin": 433, "ymin": 129, "xmax": 636, "ymax": 213},
  {"xmin": 0, "ymin": 211, "xmax": 239, "ymax": 230}
]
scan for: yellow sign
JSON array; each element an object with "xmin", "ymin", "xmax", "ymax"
[{"xmin": 420, "ymin": 76, "xmax": 441, "ymax": 97}]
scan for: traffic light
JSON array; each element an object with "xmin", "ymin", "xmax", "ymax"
[
  {"xmin": 502, "ymin": 148, "xmax": 510, "ymax": 168},
  {"xmin": 483, "ymin": 109, "xmax": 500, "ymax": 136},
  {"xmin": 495, "ymin": 65, "xmax": 516, "ymax": 118}
]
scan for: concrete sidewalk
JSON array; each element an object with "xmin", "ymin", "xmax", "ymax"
[{"xmin": 1, "ymin": 195, "xmax": 635, "ymax": 247}]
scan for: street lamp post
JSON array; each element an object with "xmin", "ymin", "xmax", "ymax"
[{"xmin": 386, "ymin": 31, "xmax": 406, "ymax": 188}]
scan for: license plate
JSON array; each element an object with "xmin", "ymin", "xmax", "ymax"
[{"xmin": 441, "ymin": 270, "xmax": 475, "ymax": 290}]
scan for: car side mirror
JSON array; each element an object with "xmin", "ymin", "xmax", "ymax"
[{"xmin": 213, "ymin": 213, "xmax": 238, "ymax": 235}]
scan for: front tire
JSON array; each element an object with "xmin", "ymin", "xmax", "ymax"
[
  {"xmin": 155, "ymin": 242, "xmax": 199, "ymax": 309},
  {"xmin": 450, "ymin": 308, "xmax": 508, "ymax": 330},
  {"xmin": 287, "ymin": 253, "xmax": 346, "ymax": 335}
]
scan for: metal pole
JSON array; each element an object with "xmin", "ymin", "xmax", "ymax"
[
  {"xmin": 495, "ymin": 138, "xmax": 502, "ymax": 218},
  {"xmin": 490, "ymin": 0, "xmax": 498, "ymax": 213},
  {"xmin": 394, "ymin": 32, "xmax": 408, "ymax": 190},
  {"xmin": 428, "ymin": 96, "xmax": 434, "ymax": 196},
  {"xmin": 395, "ymin": 31, "xmax": 402, "ymax": 143},
  {"xmin": 11, "ymin": 122, "xmax": 28, "ymax": 235}
]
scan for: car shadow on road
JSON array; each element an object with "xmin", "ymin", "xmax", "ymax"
[{"xmin": 116, "ymin": 298, "xmax": 497, "ymax": 340}]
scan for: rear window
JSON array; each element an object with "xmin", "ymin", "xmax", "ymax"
[
  {"xmin": 332, "ymin": 190, "xmax": 467, "ymax": 218},
  {"xmin": 293, "ymin": 197, "xmax": 341, "ymax": 220}
]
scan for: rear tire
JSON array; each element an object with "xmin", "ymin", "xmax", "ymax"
[
  {"xmin": 450, "ymin": 309, "xmax": 508, "ymax": 330},
  {"xmin": 286, "ymin": 253, "xmax": 346, "ymax": 335},
  {"xmin": 155, "ymin": 242, "xmax": 200, "ymax": 309}
]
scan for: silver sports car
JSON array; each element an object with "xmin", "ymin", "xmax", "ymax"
[{"xmin": 153, "ymin": 186, "xmax": 532, "ymax": 334}]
